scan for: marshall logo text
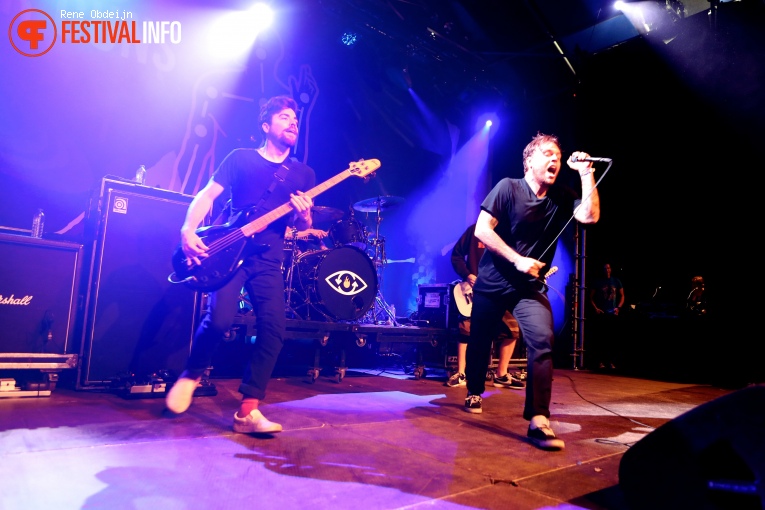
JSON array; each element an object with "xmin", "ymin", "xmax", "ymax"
[{"xmin": 0, "ymin": 294, "xmax": 34, "ymax": 306}]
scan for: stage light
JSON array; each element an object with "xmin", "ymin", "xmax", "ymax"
[
  {"xmin": 475, "ymin": 112, "xmax": 500, "ymax": 137},
  {"xmin": 207, "ymin": 2, "xmax": 274, "ymax": 60},
  {"xmin": 341, "ymin": 31, "xmax": 358, "ymax": 46},
  {"xmin": 614, "ymin": 1, "xmax": 670, "ymax": 35}
]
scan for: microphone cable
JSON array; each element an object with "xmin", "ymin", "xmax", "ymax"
[{"xmin": 536, "ymin": 157, "xmax": 614, "ymax": 262}]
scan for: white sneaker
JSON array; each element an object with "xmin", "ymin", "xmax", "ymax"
[
  {"xmin": 233, "ymin": 409, "xmax": 283, "ymax": 434},
  {"xmin": 165, "ymin": 376, "xmax": 201, "ymax": 414}
]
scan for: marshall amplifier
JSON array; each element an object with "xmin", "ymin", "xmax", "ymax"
[
  {"xmin": 0, "ymin": 233, "xmax": 84, "ymax": 357},
  {"xmin": 78, "ymin": 178, "xmax": 199, "ymax": 388}
]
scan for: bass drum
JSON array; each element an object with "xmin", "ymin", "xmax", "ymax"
[{"xmin": 292, "ymin": 246, "xmax": 377, "ymax": 321}]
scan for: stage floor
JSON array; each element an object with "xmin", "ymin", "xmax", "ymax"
[{"xmin": 2, "ymin": 364, "xmax": 759, "ymax": 510}]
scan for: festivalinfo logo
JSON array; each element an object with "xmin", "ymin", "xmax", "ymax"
[{"xmin": 9, "ymin": 8, "xmax": 182, "ymax": 57}]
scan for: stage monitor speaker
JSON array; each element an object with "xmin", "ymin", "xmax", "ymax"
[
  {"xmin": 78, "ymin": 178, "xmax": 199, "ymax": 388},
  {"xmin": 0, "ymin": 234, "xmax": 84, "ymax": 355},
  {"xmin": 618, "ymin": 385, "xmax": 765, "ymax": 510}
]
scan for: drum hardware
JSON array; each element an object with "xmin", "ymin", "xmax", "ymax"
[
  {"xmin": 352, "ymin": 195, "xmax": 405, "ymax": 213},
  {"xmin": 352, "ymin": 195, "xmax": 405, "ymax": 326},
  {"xmin": 284, "ymin": 226, "xmax": 307, "ymax": 319},
  {"xmin": 288, "ymin": 245, "xmax": 377, "ymax": 322}
]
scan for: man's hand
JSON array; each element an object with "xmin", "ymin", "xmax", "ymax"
[
  {"xmin": 567, "ymin": 151, "xmax": 594, "ymax": 175},
  {"xmin": 514, "ymin": 256, "xmax": 546, "ymax": 278},
  {"xmin": 291, "ymin": 191, "xmax": 313, "ymax": 225},
  {"xmin": 181, "ymin": 229, "xmax": 209, "ymax": 267}
]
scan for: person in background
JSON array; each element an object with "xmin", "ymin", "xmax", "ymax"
[
  {"xmin": 588, "ymin": 262, "xmax": 625, "ymax": 370},
  {"xmin": 463, "ymin": 132, "xmax": 600, "ymax": 451},
  {"xmin": 685, "ymin": 275, "xmax": 707, "ymax": 317},
  {"xmin": 447, "ymin": 223, "xmax": 525, "ymax": 390},
  {"xmin": 165, "ymin": 95, "xmax": 316, "ymax": 434}
]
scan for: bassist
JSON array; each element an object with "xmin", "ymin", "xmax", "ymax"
[{"xmin": 166, "ymin": 95, "xmax": 315, "ymax": 435}]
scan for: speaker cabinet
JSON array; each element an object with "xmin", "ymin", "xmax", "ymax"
[
  {"xmin": 78, "ymin": 178, "xmax": 199, "ymax": 388},
  {"xmin": 0, "ymin": 233, "xmax": 84, "ymax": 356},
  {"xmin": 619, "ymin": 385, "xmax": 765, "ymax": 510},
  {"xmin": 417, "ymin": 283, "xmax": 458, "ymax": 329}
]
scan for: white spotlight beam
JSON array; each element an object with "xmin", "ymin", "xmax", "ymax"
[{"xmin": 207, "ymin": 3, "xmax": 274, "ymax": 60}]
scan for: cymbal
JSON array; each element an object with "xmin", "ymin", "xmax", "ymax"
[
  {"xmin": 312, "ymin": 206, "xmax": 344, "ymax": 223},
  {"xmin": 353, "ymin": 195, "xmax": 405, "ymax": 213}
]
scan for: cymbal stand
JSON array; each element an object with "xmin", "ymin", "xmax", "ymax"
[{"xmin": 369, "ymin": 197, "xmax": 398, "ymax": 326}]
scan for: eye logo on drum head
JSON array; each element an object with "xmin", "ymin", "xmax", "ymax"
[
  {"xmin": 325, "ymin": 270, "xmax": 368, "ymax": 296},
  {"xmin": 290, "ymin": 245, "xmax": 377, "ymax": 321}
]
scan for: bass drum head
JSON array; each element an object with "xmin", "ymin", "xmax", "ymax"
[{"xmin": 295, "ymin": 246, "xmax": 377, "ymax": 321}]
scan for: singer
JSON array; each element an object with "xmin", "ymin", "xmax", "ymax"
[{"xmin": 462, "ymin": 131, "xmax": 600, "ymax": 451}]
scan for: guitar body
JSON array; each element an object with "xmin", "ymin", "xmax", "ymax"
[
  {"xmin": 451, "ymin": 266, "xmax": 558, "ymax": 319},
  {"xmin": 168, "ymin": 158, "xmax": 381, "ymax": 293},
  {"xmin": 170, "ymin": 213, "xmax": 267, "ymax": 292},
  {"xmin": 453, "ymin": 281, "xmax": 474, "ymax": 318}
]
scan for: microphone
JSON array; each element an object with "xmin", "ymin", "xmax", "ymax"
[{"xmin": 572, "ymin": 155, "xmax": 612, "ymax": 163}]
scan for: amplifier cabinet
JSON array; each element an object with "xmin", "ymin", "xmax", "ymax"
[
  {"xmin": 416, "ymin": 283, "xmax": 458, "ymax": 330},
  {"xmin": 78, "ymin": 178, "xmax": 199, "ymax": 388},
  {"xmin": 0, "ymin": 234, "xmax": 84, "ymax": 356}
]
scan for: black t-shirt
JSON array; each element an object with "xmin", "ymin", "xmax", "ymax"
[
  {"xmin": 475, "ymin": 177, "xmax": 580, "ymax": 294},
  {"xmin": 212, "ymin": 148, "xmax": 316, "ymax": 265}
]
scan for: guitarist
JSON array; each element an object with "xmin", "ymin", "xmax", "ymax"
[
  {"xmin": 447, "ymin": 223, "xmax": 525, "ymax": 391},
  {"xmin": 462, "ymin": 132, "xmax": 600, "ymax": 452},
  {"xmin": 166, "ymin": 96, "xmax": 315, "ymax": 435}
]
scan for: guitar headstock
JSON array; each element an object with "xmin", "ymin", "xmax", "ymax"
[
  {"xmin": 544, "ymin": 266, "xmax": 558, "ymax": 283},
  {"xmin": 349, "ymin": 158, "xmax": 381, "ymax": 179}
]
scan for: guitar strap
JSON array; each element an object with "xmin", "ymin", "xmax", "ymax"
[
  {"xmin": 251, "ymin": 160, "xmax": 293, "ymax": 214},
  {"xmin": 212, "ymin": 160, "xmax": 293, "ymax": 224}
]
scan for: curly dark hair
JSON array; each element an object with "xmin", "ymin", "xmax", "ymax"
[{"xmin": 258, "ymin": 95, "xmax": 298, "ymax": 127}]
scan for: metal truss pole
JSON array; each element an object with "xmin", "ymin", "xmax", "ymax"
[{"xmin": 572, "ymin": 223, "xmax": 587, "ymax": 370}]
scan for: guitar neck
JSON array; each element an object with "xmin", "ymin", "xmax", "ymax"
[{"xmin": 240, "ymin": 169, "xmax": 356, "ymax": 238}]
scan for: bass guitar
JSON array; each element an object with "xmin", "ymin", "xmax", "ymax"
[
  {"xmin": 453, "ymin": 266, "xmax": 558, "ymax": 318},
  {"xmin": 168, "ymin": 158, "xmax": 381, "ymax": 292}
]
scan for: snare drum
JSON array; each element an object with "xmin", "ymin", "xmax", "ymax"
[
  {"xmin": 328, "ymin": 219, "xmax": 367, "ymax": 250},
  {"xmin": 290, "ymin": 246, "xmax": 377, "ymax": 321}
]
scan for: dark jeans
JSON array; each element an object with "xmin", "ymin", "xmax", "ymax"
[
  {"xmin": 465, "ymin": 287, "xmax": 554, "ymax": 420},
  {"xmin": 588, "ymin": 312, "xmax": 622, "ymax": 367},
  {"xmin": 183, "ymin": 256, "xmax": 286, "ymax": 400}
]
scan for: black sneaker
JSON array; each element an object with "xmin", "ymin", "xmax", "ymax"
[
  {"xmin": 493, "ymin": 374, "xmax": 525, "ymax": 390},
  {"xmin": 445, "ymin": 372, "xmax": 466, "ymax": 388},
  {"xmin": 464, "ymin": 394, "xmax": 482, "ymax": 414},
  {"xmin": 527, "ymin": 424, "xmax": 565, "ymax": 451}
]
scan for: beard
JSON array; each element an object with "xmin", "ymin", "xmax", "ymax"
[{"xmin": 276, "ymin": 130, "xmax": 297, "ymax": 147}]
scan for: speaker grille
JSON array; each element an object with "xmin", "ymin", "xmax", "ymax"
[
  {"xmin": 79, "ymin": 180, "xmax": 199, "ymax": 387},
  {"xmin": 0, "ymin": 234, "xmax": 83, "ymax": 355}
]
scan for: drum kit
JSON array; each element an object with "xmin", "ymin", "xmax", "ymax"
[{"xmin": 284, "ymin": 195, "xmax": 404, "ymax": 325}]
